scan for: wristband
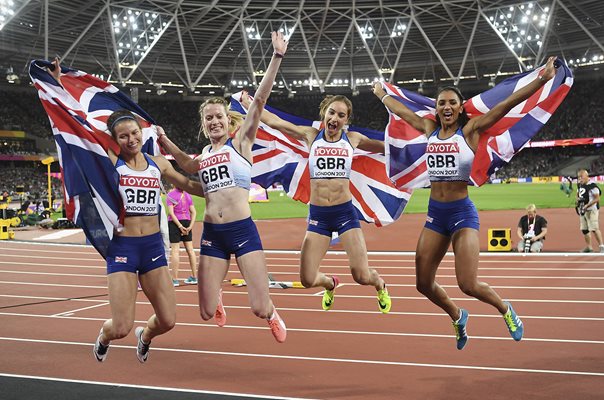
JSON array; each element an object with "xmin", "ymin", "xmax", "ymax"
[
  {"xmin": 273, "ymin": 51, "xmax": 284, "ymax": 58},
  {"xmin": 380, "ymin": 93, "xmax": 391, "ymax": 103}
]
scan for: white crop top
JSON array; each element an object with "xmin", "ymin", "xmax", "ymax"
[
  {"xmin": 116, "ymin": 154, "xmax": 161, "ymax": 216},
  {"xmin": 198, "ymin": 138, "xmax": 252, "ymax": 194},
  {"xmin": 309, "ymin": 129, "xmax": 354, "ymax": 179},
  {"xmin": 426, "ymin": 127, "xmax": 475, "ymax": 182}
]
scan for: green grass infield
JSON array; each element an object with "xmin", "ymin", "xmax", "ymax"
[{"xmin": 176, "ymin": 182, "xmax": 577, "ymax": 221}]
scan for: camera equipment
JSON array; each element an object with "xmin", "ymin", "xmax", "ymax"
[{"xmin": 523, "ymin": 232, "xmax": 534, "ymax": 253}]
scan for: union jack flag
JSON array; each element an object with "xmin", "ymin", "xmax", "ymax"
[
  {"xmin": 230, "ymin": 92, "xmax": 411, "ymax": 226},
  {"xmin": 383, "ymin": 59, "xmax": 573, "ymax": 188},
  {"xmin": 29, "ymin": 60, "xmax": 160, "ymax": 258}
]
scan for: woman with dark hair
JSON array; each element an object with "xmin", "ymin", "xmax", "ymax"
[
  {"xmin": 51, "ymin": 57, "xmax": 204, "ymax": 363},
  {"xmin": 240, "ymin": 94, "xmax": 392, "ymax": 313},
  {"xmin": 372, "ymin": 56, "xmax": 558, "ymax": 349},
  {"xmin": 157, "ymin": 32, "xmax": 288, "ymax": 342}
]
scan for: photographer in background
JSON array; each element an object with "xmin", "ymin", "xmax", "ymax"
[
  {"xmin": 516, "ymin": 204, "xmax": 548, "ymax": 253},
  {"xmin": 576, "ymin": 169, "xmax": 603, "ymax": 253}
]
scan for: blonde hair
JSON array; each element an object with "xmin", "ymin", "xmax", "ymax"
[
  {"xmin": 198, "ymin": 97, "xmax": 244, "ymax": 140},
  {"xmin": 319, "ymin": 95, "xmax": 353, "ymax": 122},
  {"xmin": 526, "ymin": 204, "xmax": 537, "ymax": 212}
]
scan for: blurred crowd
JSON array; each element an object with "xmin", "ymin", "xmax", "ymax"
[{"xmin": 0, "ymin": 76, "xmax": 602, "ymax": 197}]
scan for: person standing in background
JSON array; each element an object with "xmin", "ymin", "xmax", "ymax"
[
  {"xmin": 576, "ymin": 169, "xmax": 603, "ymax": 253},
  {"xmin": 166, "ymin": 185, "xmax": 198, "ymax": 286}
]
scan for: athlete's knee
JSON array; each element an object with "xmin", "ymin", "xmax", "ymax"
[
  {"xmin": 458, "ymin": 280, "xmax": 479, "ymax": 297},
  {"xmin": 351, "ymin": 269, "xmax": 372, "ymax": 286},
  {"xmin": 199, "ymin": 307, "xmax": 215, "ymax": 321},
  {"xmin": 156, "ymin": 315, "xmax": 176, "ymax": 332},
  {"xmin": 300, "ymin": 271, "xmax": 318, "ymax": 288},
  {"xmin": 416, "ymin": 278, "xmax": 434, "ymax": 296},
  {"xmin": 111, "ymin": 321, "xmax": 133, "ymax": 339},
  {"xmin": 250, "ymin": 304, "xmax": 272, "ymax": 320}
]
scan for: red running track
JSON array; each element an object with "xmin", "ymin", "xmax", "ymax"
[{"xmin": 0, "ymin": 241, "xmax": 603, "ymax": 399}]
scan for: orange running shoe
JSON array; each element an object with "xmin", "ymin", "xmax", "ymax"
[
  {"xmin": 267, "ymin": 309, "xmax": 287, "ymax": 343},
  {"xmin": 214, "ymin": 289, "xmax": 227, "ymax": 327}
]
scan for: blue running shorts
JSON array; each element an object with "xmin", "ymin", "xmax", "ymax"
[
  {"xmin": 425, "ymin": 196, "xmax": 480, "ymax": 237},
  {"xmin": 199, "ymin": 217, "xmax": 263, "ymax": 260},
  {"xmin": 307, "ymin": 200, "xmax": 361, "ymax": 237},
  {"xmin": 106, "ymin": 232, "xmax": 167, "ymax": 275}
]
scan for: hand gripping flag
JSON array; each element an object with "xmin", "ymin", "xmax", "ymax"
[
  {"xmin": 383, "ymin": 59, "xmax": 573, "ymax": 188},
  {"xmin": 230, "ymin": 92, "xmax": 411, "ymax": 226},
  {"xmin": 29, "ymin": 60, "xmax": 160, "ymax": 258}
]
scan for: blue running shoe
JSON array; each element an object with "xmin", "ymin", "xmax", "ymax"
[
  {"xmin": 503, "ymin": 301, "xmax": 524, "ymax": 341},
  {"xmin": 452, "ymin": 309, "xmax": 469, "ymax": 350}
]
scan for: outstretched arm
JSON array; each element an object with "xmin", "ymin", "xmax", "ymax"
[
  {"xmin": 349, "ymin": 131, "xmax": 385, "ymax": 154},
  {"xmin": 239, "ymin": 50, "xmax": 315, "ymax": 144},
  {"xmin": 372, "ymin": 82, "xmax": 436, "ymax": 136},
  {"xmin": 466, "ymin": 56, "xmax": 558, "ymax": 137},
  {"xmin": 156, "ymin": 126, "xmax": 199, "ymax": 174},
  {"xmin": 237, "ymin": 31, "xmax": 288, "ymax": 151}
]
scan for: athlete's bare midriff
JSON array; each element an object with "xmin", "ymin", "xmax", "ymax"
[
  {"xmin": 310, "ymin": 178, "xmax": 352, "ymax": 206},
  {"xmin": 429, "ymin": 181, "xmax": 469, "ymax": 202},
  {"xmin": 203, "ymin": 186, "xmax": 252, "ymax": 223}
]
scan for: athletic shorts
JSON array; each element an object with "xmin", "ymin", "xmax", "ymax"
[
  {"xmin": 199, "ymin": 217, "xmax": 263, "ymax": 260},
  {"xmin": 168, "ymin": 219, "xmax": 193, "ymax": 243},
  {"xmin": 106, "ymin": 232, "xmax": 167, "ymax": 275},
  {"xmin": 425, "ymin": 196, "xmax": 480, "ymax": 237},
  {"xmin": 307, "ymin": 200, "xmax": 361, "ymax": 237}
]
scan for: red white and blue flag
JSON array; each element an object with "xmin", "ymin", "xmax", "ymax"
[
  {"xmin": 230, "ymin": 92, "xmax": 411, "ymax": 226},
  {"xmin": 29, "ymin": 60, "xmax": 160, "ymax": 258},
  {"xmin": 383, "ymin": 59, "xmax": 573, "ymax": 188}
]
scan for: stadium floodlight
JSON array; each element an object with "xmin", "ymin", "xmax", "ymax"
[
  {"xmin": 0, "ymin": 0, "xmax": 22, "ymax": 31},
  {"xmin": 111, "ymin": 7, "xmax": 170, "ymax": 71},
  {"xmin": 277, "ymin": 22, "xmax": 295, "ymax": 41},
  {"xmin": 487, "ymin": 1, "xmax": 552, "ymax": 67}
]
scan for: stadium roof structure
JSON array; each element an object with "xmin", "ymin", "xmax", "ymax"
[{"xmin": 0, "ymin": 0, "xmax": 603, "ymax": 95}]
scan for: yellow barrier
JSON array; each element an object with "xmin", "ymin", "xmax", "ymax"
[
  {"xmin": 488, "ymin": 228, "xmax": 512, "ymax": 251},
  {"xmin": 0, "ymin": 217, "xmax": 19, "ymax": 240}
]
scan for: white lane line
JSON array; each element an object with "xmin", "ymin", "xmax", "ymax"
[
  {"xmin": 1, "ymin": 337, "xmax": 603, "ymax": 376},
  {"xmin": 0, "ymin": 373, "xmax": 308, "ymax": 400},
  {"xmin": 2, "ymin": 282, "xmax": 603, "ymax": 305},
  {"xmin": 1, "ymin": 276, "xmax": 603, "ymax": 292},
  {"xmin": 2, "ymin": 242, "xmax": 603, "ymax": 260},
  {"xmin": 31, "ymin": 230, "xmax": 83, "ymax": 240},
  {"xmin": 1, "ymin": 313, "xmax": 604, "ymax": 345},
  {"xmin": 2, "ymin": 295, "xmax": 603, "ymax": 321},
  {"xmin": 0, "ymin": 270, "xmax": 104, "ymax": 278},
  {"xmin": 0, "ymin": 257, "xmax": 604, "ymax": 279},
  {"xmin": 52, "ymin": 301, "xmax": 109, "ymax": 317}
]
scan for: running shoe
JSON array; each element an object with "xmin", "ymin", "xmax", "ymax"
[
  {"xmin": 185, "ymin": 276, "xmax": 198, "ymax": 284},
  {"xmin": 214, "ymin": 289, "xmax": 227, "ymax": 327},
  {"xmin": 172, "ymin": 279, "xmax": 180, "ymax": 287},
  {"xmin": 321, "ymin": 276, "xmax": 340, "ymax": 311},
  {"xmin": 135, "ymin": 326, "xmax": 150, "ymax": 363},
  {"xmin": 503, "ymin": 301, "xmax": 524, "ymax": 341},
  {"xmin": 267, "ymin": 309, "xmax": 287, "ymax": 343},
  {"xmin": 93, "ymin": 328, "xmax": 109, "ymax": 362},
  {"xmin": 452, "ymin": 308, "xmax": 469, "ymax": 350},
  {"xmin": 377, "ymin": 285, "xmax": 392, "ymax": 314}
]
